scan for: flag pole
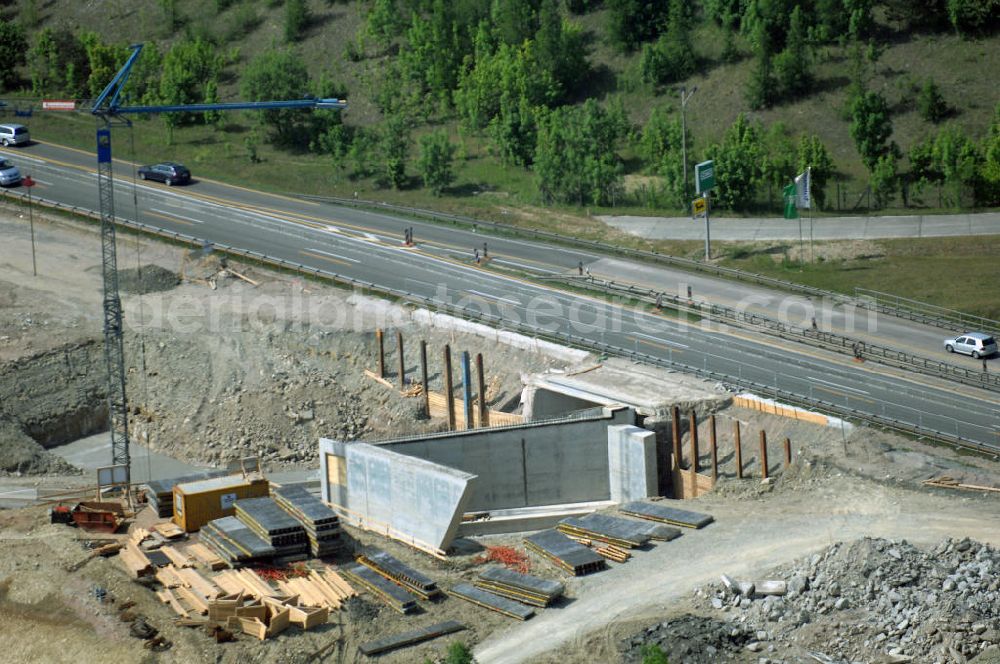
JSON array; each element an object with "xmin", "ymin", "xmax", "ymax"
[{"xmin": 808, "ymin": 167, "xmax": 814, "ymax": 264}]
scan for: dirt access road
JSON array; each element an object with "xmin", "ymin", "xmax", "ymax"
[{"xmin": 476, "ymin": 474, "xmax": 1000, "ymax": 663}]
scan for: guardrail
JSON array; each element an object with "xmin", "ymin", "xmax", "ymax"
[
  {"xmin": 855, "ymin": 288, "xmax": 1000, "ymax": 338},
  {"xmin": 302, "ymin": 193, "xmax": 1000, "ymax": 338},
  {"xmin": 6, "ymin": 189, "xmax": 995, "ymax": 455},
  {"xmin": 568, "ymin": 276, "xmax": 1000, "ymax": 393}
]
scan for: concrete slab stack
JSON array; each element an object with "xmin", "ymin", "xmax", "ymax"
[
  {"xmin": 557, "ymin": 513, "xmax": 654, "ymax": 549},
  {"xmin": 474, "ymin": 567, "xmax": 564, "ymax": 607},
  {"xmin": 523, "ymin": 530, "xmax": 606, "ymax": 576},
  {"xmin": 618, "ymin": 501, "xmax": 715, "ymax": 528},
  {"xmin": 143, "ymin": 471, "xmax": 226, "ymax": 518},
  {"xmin": 357, "ymin": 548, "xmax": 440, "ymax": 600},
  {"xmin": 447, "ymin": 583, "xmax": 535, "ymax": 620},
  {"xmin": 233, "ymin": 496, "xmax": 308, "ymax": 558},
  {"xmin": 341, "ymin": 563, "xmax": 419, "ymax": 614},
  {"xmin": 270, "ymin": 485, "xmax": 341, "ymax": 557},
  {"xmin": 199, "ymin": 516, "xmax": 276, "ymax": 564}
]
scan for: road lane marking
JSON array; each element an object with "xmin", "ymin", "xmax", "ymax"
[
  {"xmin": 146, "ymin": 210, "xmax": 194, "ymax": 226},
  {"xmin": 807, "ymin": 376, "xmax": 870, "ymax": 395},
  {"xmin": 464, "ymin": 289, "xmax": 521, "ymax": 305},
  {"xmin": 304, "ymin": 247, "xmax": 359, "ymax": 263},
  {"xmin": 150, "ymin": 207, "xmax": 203, "ymax": 224},
  {"xmin": 811, "ymin": 384, "xmax": 875, "ymax": 403},
  {"xmin": 301, "ymin": 250, "xmax": 350, "ymax": 267},
  {"xmin": 632, "ymin": 332, "xmax": 690, "ymax": 349}
]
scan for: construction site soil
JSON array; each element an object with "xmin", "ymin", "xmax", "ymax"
[{"xmin": 1, "ymin": 209, "xmax": 998, "ymax": 663}]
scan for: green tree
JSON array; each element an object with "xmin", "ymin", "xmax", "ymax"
[
  {"xmin": 0, "ymin": 21, "xmax": 27, "ymax": 91},
  {"xmin": 641, "ymin": 643, "xmax": 670, "ymax": 664},
  {"xmin": 535, "ymin": 100, "xmax": 623, "ymax": 205},
  {"xmin": 978, "ymin": 104, "xmax": 1000, "ymax": 206},
  {"xmin": 640, "ymin": 105, "xmax": 690, "ymax": 207},
  {"xmin": 745, "ymin": 23, "xmax": 774, "ymax": 110},
  {"xmin": 639, "ymin": 0, "xmax": 695, "ymax": 89},
  {"xmin": 81, "ymin": 33, "xmax": 130, "ymax": 99},
  {"xmin": 445, "ymin": 640, "xmax": 474, "ymax": 664},
  {"xmin": 534, "ymin": 0, "xmax": 588, "ymax": 101},
  {"xmin": 240, "ymin": 49, "xmax": 312, "ymax": 146},
  {"xmin": 932, "ymin": 125, "xmax": 978, "ymax": 206},
  {"xmin": 706, "ymin": 113, "xmax": 764, "ymax": 210},
  {"xmin": 797, "ymin": 133, "xmax": 834, "ymax": 210},
  {"xmin": 399, "ymin": 0, "xmax": 462, "ymax": 110},
  {"xmin": 773, "ymin": 5, "xmax": 811, "ymax": 100},
  {"xmin": 917, "ymin": 79, "xmax": 948, "ymax": 123},
  {"xmin": 490, "ymin": 0, "xmax": 539, "ymax": 46},
  {"xmin": 285, "ymin": 0, "xmax": 311, "ymax": 42},
  {"xmin": 379, "ymin": 114, "xmax": 411, "ymax": 189},
  {"xmin": 947, "ymin": 0, "xmax": 999, "ymax": 36},
  {"xmin": 761, "ymin": 123, "xmax": 796, "ymax": 210},
  {"xmin": 870, "ymin": 153, "xmax": 898, "ymax": 208},
  {"xmin": 365, "ymin": 0, "xmax": 401, "ymax": 51},
  {"xmin": 846, "ymin": 0, "xmax": 875, "ymax": 40},
  {"xmin": 607, "ymin": 0, "xmax": 671, "ymax": 51},
  {"xmin": 159, "ymin": 0, "xmax": 180, "ymax": 35},
  {"xmin": 418, "ymin": 129, "xmax": 457, "ymax": 195},
  {"xmin": 850, "ymin": 91, "xmax": 893, "ymax": 171},
  {"xmin": 159, "ymin": 39, "xmax": 223, "ymax": 143}
]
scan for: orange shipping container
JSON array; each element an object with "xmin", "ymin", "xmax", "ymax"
[{"xmin": 173, "ymin": 475, "xmax": 269, "ymax": 532}]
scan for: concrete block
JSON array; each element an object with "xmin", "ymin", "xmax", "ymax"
[{"xmin": 607, "ymin": 425, "xmax": 658, "ymax": 503}]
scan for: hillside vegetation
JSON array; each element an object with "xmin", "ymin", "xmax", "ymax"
[{"xmin": 0, "ymin": 0, "xmax": 998, "ymax": 220}]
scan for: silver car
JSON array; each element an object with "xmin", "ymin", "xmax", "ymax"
[
  {"xmin": 0, "ymin": 158, "xmax": 21, "ymax": 186},
  {"xmin": 0, "ymin": 123, "xmax": 29, "ymax": 146},
  {"xmin": 944, "ymin": 332, "xmax": 997, "ymax": 359}
]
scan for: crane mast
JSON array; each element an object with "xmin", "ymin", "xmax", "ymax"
[{"xmin": 90, "ymin": 44, "xmax": 346, "ymax": 487}]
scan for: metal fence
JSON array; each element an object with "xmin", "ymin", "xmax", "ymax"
[{"xmin": 855, "ymin": 288, "xmax": 1000, "ymax": 338}]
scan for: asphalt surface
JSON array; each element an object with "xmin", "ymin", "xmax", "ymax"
[
  {"xmin": 602, "ymin": 211, "xmax": 1000, "ymax": 240},
  {"xmin": 3, "ymin": 140, "xmax": 998, "ymax": 449}
]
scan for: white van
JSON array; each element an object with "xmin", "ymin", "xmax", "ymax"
[{"xmin": 0, "ymin": 124, "xmax": 30, "ymax": 146}]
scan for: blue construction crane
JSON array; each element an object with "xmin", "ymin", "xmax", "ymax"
[{"xmin": 91, "ymin": 44, "xmax": 346, "ymax": 488}]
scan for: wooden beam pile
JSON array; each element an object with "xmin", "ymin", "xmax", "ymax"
[
  {"xmin": 275, "ymin": 569, "xmax": 357, "ymax": 610},
  {"xmin": 118, "ymin": 542, "xmax": 154, "ymax": 579}
]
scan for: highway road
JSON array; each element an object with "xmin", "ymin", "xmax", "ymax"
[{"xmin": 3, "ymin": 140, "xmax": 998, "ymax": 449}]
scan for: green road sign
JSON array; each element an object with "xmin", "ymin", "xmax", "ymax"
[{"xmin": 695, "ymin": 160, "xmax": 715, "ymax": 194}]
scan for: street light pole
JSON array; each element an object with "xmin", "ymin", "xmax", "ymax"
[
  {"xmin": 23, "ymin": 174, "xmax": 36, "ymax": 276},
  {"xmin": 679, "ymin": 86, "xmax": 697, "ymax": 208}
]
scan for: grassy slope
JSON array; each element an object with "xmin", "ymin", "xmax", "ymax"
[{"xmin": 5, "ymin": 1, "xmax": 1000, "ymax": 317}]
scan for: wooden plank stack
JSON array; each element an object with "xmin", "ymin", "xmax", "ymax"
[{"xmin": 275, "ymin": 569, "xmax": 357, "ymax": 610}]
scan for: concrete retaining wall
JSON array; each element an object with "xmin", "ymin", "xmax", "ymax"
[
  {"xmin": 607, "ymin": 425, "xmax": 658, "ymax": 502},
  {"xmin": 378, "ymin": 407, "xmax": 635, "ymax": 511}
]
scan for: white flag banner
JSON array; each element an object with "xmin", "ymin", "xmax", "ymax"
[{"xmin": 795, "ymin": 168, "xmax": 811, "ymax": 209}]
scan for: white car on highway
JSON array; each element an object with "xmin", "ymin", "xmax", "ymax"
[
  {"xmin": 943, "ymin": 332, "xmax": 997, "ymax": 359},
  {"xmin": 0, "ymin": 158, "xmax": 22, "ymax": 186}
]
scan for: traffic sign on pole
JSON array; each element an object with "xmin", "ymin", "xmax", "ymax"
[
  {"xmin": 695, "ymin": 160, "xmax": 715, "ymax": 195},
  {"xmin": 692, "ymin": 197, "xmax": 706, "ymax": 217}
]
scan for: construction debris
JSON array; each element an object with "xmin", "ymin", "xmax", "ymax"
[
  {"xmin": 448, "ymin": 583, "xmax": 535, "ymax": 621},
  {"xmin": 474, "ymin": 567, "xmax": 564, "ymax": 607},
  {"xmin": 523, "ymin": 530, "xmax": 606, "ymax": 576},
  {"xmin": 923, "ymin": 476, "xmax": 1000, "ymax": 494},
  {"xmin": 619, "ymin": 501, "xmax": 715, "ymax": 529},
  {"xmin": 474, "ymin": 545, "xmax": 530, "ymax": 573},
  {"xmin": 557, "ymin": 513, "xmax": 653, "ymax": 549},
  {"xmin": 357, "ymin": 548, "xmax": 441, "ymax": 600},
  {"xmin": 341, "ymin": 563, "xmax": 419, "ymax": 614},
  {"xmin": 358, "ymin": 620, "xmax": 466, "ymax": 656}
]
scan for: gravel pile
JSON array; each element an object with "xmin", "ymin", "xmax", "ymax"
[
  {"xmin": 117, "ymin": 265, "xmax": 180, "ymax": 294},
  {"xmin": 624, "ymin": 537, "xmax": 1000, "ymax": 664}
]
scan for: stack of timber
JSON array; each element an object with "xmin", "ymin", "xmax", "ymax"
[
  {"xmin": 357, "ymin": 548, "xmax": 440, "ymax": 599},
  {"xmin": 523, "ymin": 530, "xmax": 606, "ymax": 576},
  {"xmin": 119, "ymin": 541, "xmax": 154, "ymax": 578},
  {"xmin": 557, "ymin": 513, "xmax": 652, "ymax": 549},
  {"xmin": 186, "ymin": 542, "xmax": 228, "ymax": 570},
  {"xmin": 200, "ymin": 516, "xmax": 276, "ymax": 564},
  {"xmin": 271, "ymin": 484, "xmax": 342, "ymax": 557},
  {"xmin": 233, "ymin": 496, "xmax": 308, "ymax": 557},
  {"xmin": 275, "ymin": 568, "xmax": 357, "ymax": 610},
  {"xmin": 142, "ymin": 471, "xmax": 226, "ymax": 518},
  {"xmin": 359, "ymin": 621, "xmax": 466, "ymax": 657},
  {"xmin": 341, "ymin": 563, "xmax": 419, "ymax": 614},
  {"xmin": 213, "ymin": 568, "xmax": 286, "ymax": 601},
  {"xmin": 154, "ymin": 563, "xmax": 224, "ymax": 615},
  {"xmin": 474, "ymin": 566, "xmax": 564, "ymax": 607},
  {"xmin": 619, "ymin": 501, "xmax": 715, "ymax": 529},
  {"xmin": 594, "ymin": 543, "xmax": 630, "ymax": 563},
  {"xmin": 448, "ymin": 583, "xmax": 534, "ymax": 620}
]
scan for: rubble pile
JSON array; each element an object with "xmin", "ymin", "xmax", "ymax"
[{"xmin": 623, "ymin": 537, "xmax": 1000, "ymax": 664}]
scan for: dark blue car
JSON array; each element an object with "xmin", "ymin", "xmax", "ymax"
[{"xmin": 138, "ymin": 162, "xmax": 191, "ymax": 186}]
